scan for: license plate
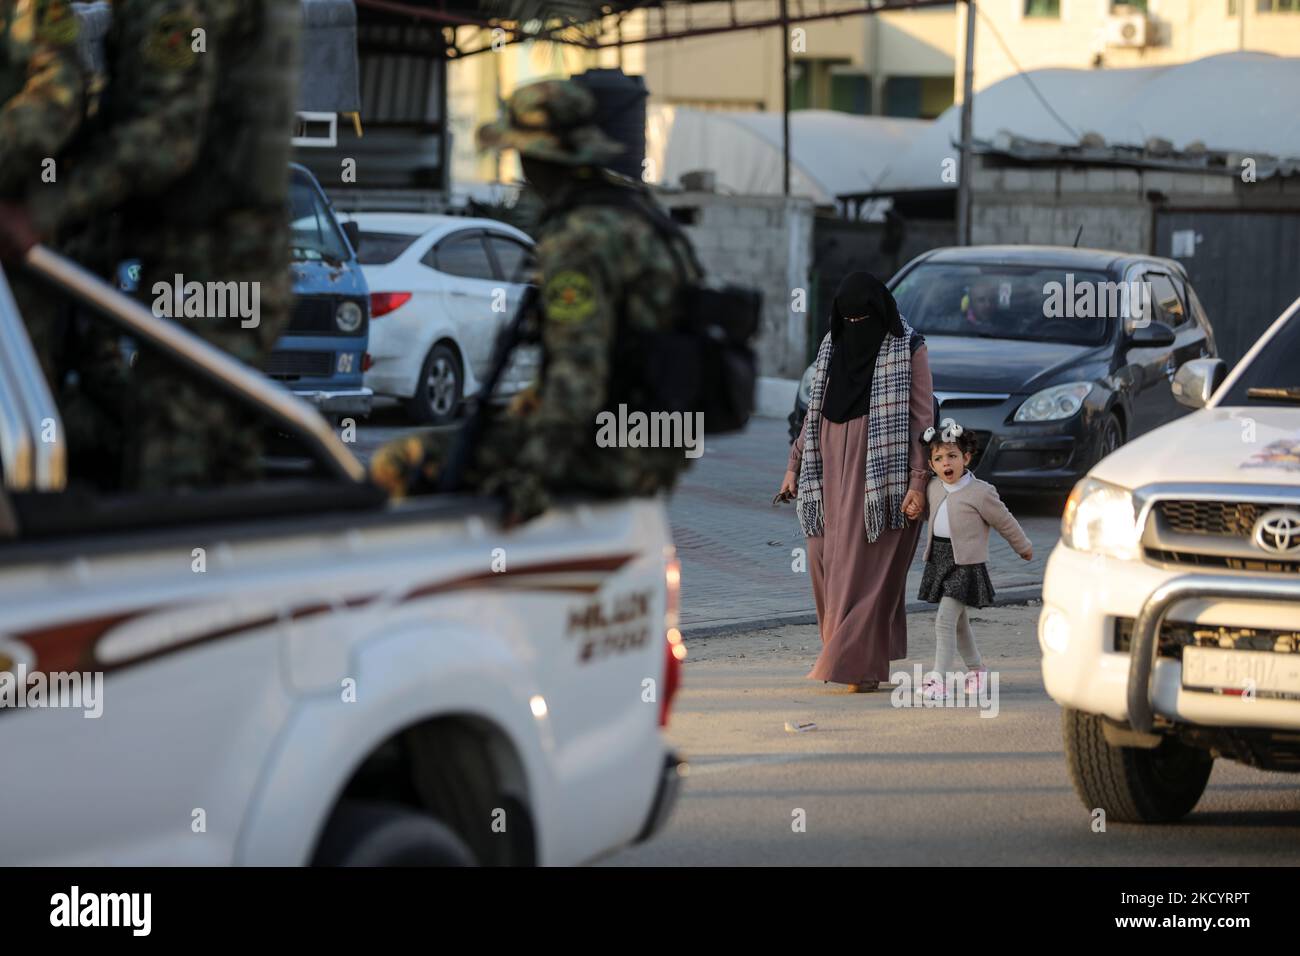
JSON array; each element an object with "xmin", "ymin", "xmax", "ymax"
[{"xmin": 1181, "ymin": 646, "xmax": 1300, "ymax": 699}]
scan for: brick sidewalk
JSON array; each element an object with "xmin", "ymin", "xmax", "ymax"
[{"xmin": 667, "ymin": 417, "xmax": 1061, "ymax": 632}]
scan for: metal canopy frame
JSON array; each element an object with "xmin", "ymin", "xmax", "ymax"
[{"xmin": 357, "ymin": 0, "xmax": 957, "ymax": 59}]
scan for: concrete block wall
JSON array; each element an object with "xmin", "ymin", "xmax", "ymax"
[
  {"xmin": 967, "ymin": 156, "xmax": 1283, "ymax": 254},
  {"xmin": 657, "ymin": 190, "xmax": 815, "ymax": 379}
]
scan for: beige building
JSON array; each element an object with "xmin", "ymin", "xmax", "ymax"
[
  {"xmin": 958, "ymin": 0, "xmax": 1300, "ymax": 95},
  {"xmin": 632, "ymin": 1, "xmax": 957, "ymax": 116}
]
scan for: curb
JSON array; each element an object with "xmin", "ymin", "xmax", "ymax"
[{"xmin": 680, "ymin": 585, "xmax": 1042, "ymax": 640}]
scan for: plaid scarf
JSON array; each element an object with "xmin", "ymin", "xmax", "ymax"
[{"xmin": 797, "ymin": 319, "xmax": 915, "ymax": 542}]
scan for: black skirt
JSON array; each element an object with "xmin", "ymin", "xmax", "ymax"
[{"xmin": 918, "ymin": 536, "xmax": 996, "ymax": 608}]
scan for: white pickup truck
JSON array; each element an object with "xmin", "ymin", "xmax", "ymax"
[
  {"xmin": 1040, "ymin": 295, "xmax": 1300, "ymax": 823},
  {"xmin": 0, "ymin": 250, "xmax": 684, "ymax": 865}
]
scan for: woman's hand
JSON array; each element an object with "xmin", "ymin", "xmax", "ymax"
[
  {"xmin": 901, "ymin": 489, "xmax": 924, "ymax": 520},
  {"xmin": 778, "ymin": 470, "xmax": 797, "ymax": 499}
]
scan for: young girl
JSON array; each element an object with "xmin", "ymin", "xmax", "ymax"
[{"xmin": 912, "ymin": 419, "xmax": 1032, "ymax": 701}]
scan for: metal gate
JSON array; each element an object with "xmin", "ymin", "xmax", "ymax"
[{"xmin": 1154, "ymin": 209, "xmax": 1300, "ymax": 366}]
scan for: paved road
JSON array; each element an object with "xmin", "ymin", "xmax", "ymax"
[
  {"xmin": 602, "ymin": 604, "xmax": 1300, "ymax": 866},
  {"xmin": 356, "ymin": 413, "xmax": 1064, "ymax": 633},
  {"xmin": 659, "ymin": 416, "xmax": 1060, "ymax": 633}
]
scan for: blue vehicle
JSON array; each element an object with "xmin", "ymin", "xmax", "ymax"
[
  {"xmin": 279, "ymin": 163, "xmax": 372, "ymax": 421},
  {"xmin": 115, "ymin": 164, "xmax": 372, "ymax": 422}
]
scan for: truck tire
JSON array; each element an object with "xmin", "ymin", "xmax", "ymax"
[
  {"xmin": 1062, "ymin": 708, "xmax": 1213, "ymax": 824},
  {"xmin": 406, "ymin": 722, "xmax": 517, "ymax": 866},
  {"xmin": 407, "ymin": 343, "xmax": 461, "ymax": 425},
  {"xmin": 313, "ymin": 799, "xmax": 477, "ymax": 867}
]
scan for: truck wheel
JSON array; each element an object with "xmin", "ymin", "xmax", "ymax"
[
  {"xmin": 313, "ymin": 799, "xmax": 478, "ymax": 866},
  {"xmin": 407, "ymin": 343, "xmax": 461, "ymax": 426},
  {"xmin": 1062, "ymin": 709, "xmax": 1213, "ymax": 824}
]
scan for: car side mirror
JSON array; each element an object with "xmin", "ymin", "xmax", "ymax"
[
  {"xmin": 1126, "ymin": 320, "xmax": 1176, "ymax": 348},
  {"xmin": 340, "ymin": 220, "xmax": 361, "ymax": 255},
  {"xmin": 1172, "ymin": 358, "xmax": 1227, "ymax": 409}
]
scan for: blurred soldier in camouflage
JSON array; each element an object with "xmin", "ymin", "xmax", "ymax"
[
  {"xmin": 369, "ymin": 78, "xmax": 700, "ymax": 523},
  {"xmin": 0, "ymin": 0, "xmax": 301, "ymax": 491},
  {"xmin": 0, "ymin": 0, "xmax": 84, "ymax": 383}
]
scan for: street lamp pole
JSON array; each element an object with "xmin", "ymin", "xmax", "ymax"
[
  {"xmin": 956, "ymin": 0, "xmax": 976, "ymax": 245},
  {"xmin": 781, "ymin": 0, "xmax": 791, "ymax": 196}
]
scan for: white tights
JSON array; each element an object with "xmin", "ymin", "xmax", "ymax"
[{"xmin": 933, "ymin": 596, "xmax": 983, "ymax": 676}]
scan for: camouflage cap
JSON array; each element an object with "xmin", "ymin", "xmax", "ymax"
[{"xmin": 477, "ymin": 79, "xmax": 624, "ymax": 166}]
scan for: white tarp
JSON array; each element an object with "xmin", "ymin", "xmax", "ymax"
[
  {"xmin": 876, "ymin": 51, "xmax": 1300, "ymax": 192},
  {"xmin": 648, "ymin": 105, "xmax": 930, "ymax": 205}
]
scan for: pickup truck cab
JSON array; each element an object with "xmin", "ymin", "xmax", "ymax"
[
  {"xmin": 1040, "ymin": 295, "xmax": 1300, "ymax": 822},
  {"xmin": 0, "ymin": 249, "xmax": 684, "ymax": 865}
]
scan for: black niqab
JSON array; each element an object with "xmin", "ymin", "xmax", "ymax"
[{"xmin": 820, "ymin": 272, "xmax": 904, "ymax": 423}]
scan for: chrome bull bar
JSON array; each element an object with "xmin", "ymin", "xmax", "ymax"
[{"xmin": 1127, "ymin": 573, "xmax": 1300, "ymax": 733}]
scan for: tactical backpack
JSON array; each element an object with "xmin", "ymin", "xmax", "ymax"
[{"xmin": 548, "ymin": 180, "xmax": 762, "ymax": 435}]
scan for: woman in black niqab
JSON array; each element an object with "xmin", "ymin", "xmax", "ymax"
[
  {"xmin": 820, "ymin": 271, "xmax": 906, "ymax": 423},
  {"xmin": 778, "ymin": 268, "xmax": 935, "ymax": 692}
]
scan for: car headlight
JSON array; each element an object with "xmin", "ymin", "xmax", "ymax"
[
  {"xmin": 1061, "ymin": 477, "xmax": 1140, "ymax": 560},
  {"xmin": 335, "ymin": 300, "xmax": 364, "ymax": 333},
  {"xmin": 1013, "ymin": 382, "xmax": 1093, "ymax": 422},
  {"xmin": 798, "ymin": 364, "xmax": 816, "ymax": 406}
]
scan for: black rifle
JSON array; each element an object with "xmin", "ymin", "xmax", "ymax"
[{"xmin": 437, "ymin": 285, "xmax": 539, "ymax": 493}]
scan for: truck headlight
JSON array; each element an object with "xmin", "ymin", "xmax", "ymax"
[
  {"xmin": 1061, "ymin": 477, "xmax": 1140, "ymax": 560},
  {"xmin": 1014, "ymin": 382, "xmax": 1093, "ymax": 422},
  {"xmin": 335, "ymin": 300, "xmax": 364, "ymax": 332},
  {"xmin": 798, "ymin": 364, "xmax": 815, "ymax": 406}
]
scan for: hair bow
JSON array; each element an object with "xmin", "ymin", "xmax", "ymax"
[{"xmin": 922, "ymin": 417, "xmax": 964, "ymax": 443}]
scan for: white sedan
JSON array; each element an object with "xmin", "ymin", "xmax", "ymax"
[{"xmin": 343, "ymin": 212, "xmax": 540, "ymax": 424}]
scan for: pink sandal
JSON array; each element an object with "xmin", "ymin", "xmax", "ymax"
[{"xmin": 916, "ymin": 676, "xmax": 946, "ymax": 702}]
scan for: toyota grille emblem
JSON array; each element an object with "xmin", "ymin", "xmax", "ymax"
[{"xmin": 1253, "ymin": 509, "xmax": 1300, "ymax": 555}]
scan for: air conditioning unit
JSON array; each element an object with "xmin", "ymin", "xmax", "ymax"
[{"xmin": 1106, "ymin": 13, "xmax": 1150, "ymax": 48}]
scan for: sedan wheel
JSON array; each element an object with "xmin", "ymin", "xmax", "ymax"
[
  {"xmin": 1096, "ymin": 412, "xmax": 1123, "ymax": 464},
  {"xmin": 408, "ymin": 343, "xmax": 462, "ymax": 425}
]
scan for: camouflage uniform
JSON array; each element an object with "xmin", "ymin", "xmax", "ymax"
[
  {"xmin": 370, "ymin": 79, "xmax": 698, "ymax": 522},
  {"xmin": 32, "ymin": 0, "xmax": 300, "ymax": 491},
  {"xmin": 0, "ymin": 0, "xmax": 84, "ymax": 385}
]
